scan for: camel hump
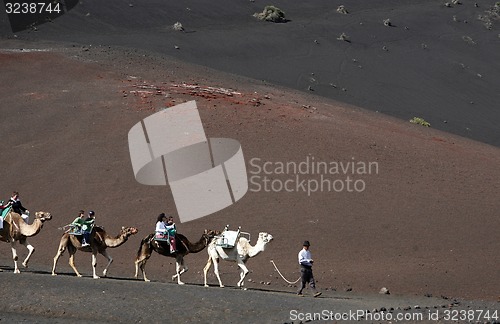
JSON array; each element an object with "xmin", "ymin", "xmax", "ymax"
[{"xmin": 94, "ymin": 226, "xmax": 105, "ymax": 233}]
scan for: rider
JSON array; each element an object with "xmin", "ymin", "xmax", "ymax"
[
  {"xmin": 0, "ymin": 201, "xmax": 4, "ymax": 230},
  {"xmin": 155, "ymin": 213, "xmax": 176, "ymax": 253},
  {"xmin": 4, "ymin": 191, "xmax": 29, "ymax": 223},
  {"xmin": 0, "ymin": 199, "xmax": 6, "ymax": 230},
  {"xmin": 71, "ymin": 210, "xmax": 86, "ymax": 235},
  {"xmin": 81, "ymin": 210, "xmax": 96, "ymax": 247},
  {"xmin": 155, "ymin": 213, "xmax": 168, "ymax": 240},
  {"xmin": 165, "ymin": 216, "xmax": 177, "ymax": 253}
]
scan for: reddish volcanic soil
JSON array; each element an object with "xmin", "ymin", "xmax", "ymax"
[{"xmin": 1, "ymin": 1, "xmax": 499, "ymax": 321}]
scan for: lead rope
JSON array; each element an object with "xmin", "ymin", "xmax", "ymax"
[{"xmin": 270, "ymin": 259, "xmax": 301, "ymax": 284}]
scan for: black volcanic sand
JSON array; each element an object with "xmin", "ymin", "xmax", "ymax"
[
  {"xmin": 1, "ymin": 269, "xmax": 499, "ymax": 323},
  {"xmin": 0, "ymin": 2, "xmax": 500, "ymax": 322},
  {"xmin": 1, "ymin": 0, "xmax": 499, "ymax": 146}
]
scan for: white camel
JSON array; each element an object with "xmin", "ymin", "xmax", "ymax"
[{"xmin": 203, "ymin": 232, "xmax": 273, "ymax": 288}]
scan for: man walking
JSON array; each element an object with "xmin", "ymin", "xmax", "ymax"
[{"xmin": 297, "ymin": 240, "xmax": 321, "ymax": 297}]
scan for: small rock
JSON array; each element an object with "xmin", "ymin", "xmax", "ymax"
[
  {"xmin": 336, "ymin": 5, "xmax": 348, "ymax": 14},
  {"xmin": 379, "ymin": 287, "xmax": 390, "ymax": 294},
  {"xmin": 173, "ymin": 22, "xmax": 184, "ymax": 31}
]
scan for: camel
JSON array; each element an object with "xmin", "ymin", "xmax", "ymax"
[
  {"xmin": 52, "ymin": 226, "xmax": 138, "ymax": 279},
  {"xmin": 203, "ymin": 232, "xmax": 273, "ymax": 289},
  {"xmin": 134, "ymin": 229, "xmax": 219, "ymax": 284},
  {"xmin": 0, "ymin": 210, "xmax": 52, "ymax": 273}
]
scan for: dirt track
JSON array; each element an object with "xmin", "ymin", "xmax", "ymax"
[{"xmin": 1, "ymin": 267, "xmax": 499, "ymax": 324}]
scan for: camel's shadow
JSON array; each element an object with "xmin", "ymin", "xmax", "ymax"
[{"xmin": 0, "ymin": 266, "xmax": 52, "ymax": 276}]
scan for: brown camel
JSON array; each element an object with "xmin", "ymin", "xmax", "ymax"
[
  {"xmin": 52, "ymin": 226, "xmax": 138, "ymax": 279},
  {"xmin": 0, "ymin": 210, "xmax": 52, "ymax": 273},
  {"xmin": 135, "ymin": 229, "xmax": 219, "ymax": 284}
]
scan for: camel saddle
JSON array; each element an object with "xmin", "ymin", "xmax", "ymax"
[
  {"xmin": 69, "ymin": 228, "xmax": 83, "ymax": 235},
  {"xmin": 1, "ymin": 206, "xmax": 12, "ymax": 218},
  {"xmin": 154, "ymin": 233, "xmax": 169, "ymax": 241},
  {"xmin": 216, "ymin": 226, "xmax": 250, "ymax": 248}
]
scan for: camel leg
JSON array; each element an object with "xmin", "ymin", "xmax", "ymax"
[
  {"xmin": 91, "ymin": 252, "xmax": 100, "ymax": 279},
  {"xmin": 135, "ymin": 258, "xmax": 150, "ymax": 282},
  {"xmin": 172, "ymin": 255, "xmax": 185, "ymax": 285},
  {"xmin": 135, "ymin": 239, "xmax": 152, "ymax": 282},
  {"xmin": 203, "ymin": 256, "xmax": 212, "ymax": 287},
  {"xmin": 100, "ymin": 250, "xmax": 113, "ymax": 277},
  {"xmin": 212, "ymin": 257, "xmax": 224, "ymax": 288},
  {"xmin": 10, "ymin": 241, "xmax": 20, "ymax": 274},
  {"xmin": 52, "ymin": 244, "xmax": 66, "ymax": 276},
  {"xmin": 68, "ymin": 246, "xmax": 83, "ymax": 277},
  {"xmin": 20, "ymin": 239, "xmax": 35, "ymax": 268},
  {"xmin": 52, "ymin": 249, "xmax": 63, "ymax": 276},
  {"xmin": 134, "ymin": 259, "xmax": 141, "ymax": 280},
  {"xmin": 236, "ymin": 259, "xmax": 249, "ymax": 289},
  {"xmin": 52, "ymin": 235, "xmax": 69, "ymax": 276}
]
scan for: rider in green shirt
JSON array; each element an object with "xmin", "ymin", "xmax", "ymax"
[
  {"xmin": 81, "ymin": 210, "xmax": 95, "ymax": 247},
  {"xmin": 71, "ymin": 210, "xmax": 86, "ymax": 234}
]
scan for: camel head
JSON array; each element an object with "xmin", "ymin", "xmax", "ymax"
[
  {"xmin": 202, "ymin": 229, "xmax": 221, "ymax": 246},
  {"xmin": 34, "ymin": 211, "xmax": 52, "ymax": 222},
  {"xmin": 121, "ymin": 226, "xmax": 139, "ymax": 237},
  {"xmin": 258, "ymin": 232, "xmax": 273, "ymax": 243},
  {"xmin": 204, "ymin": 229, "xmax": 221, "ymax": 238}
]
